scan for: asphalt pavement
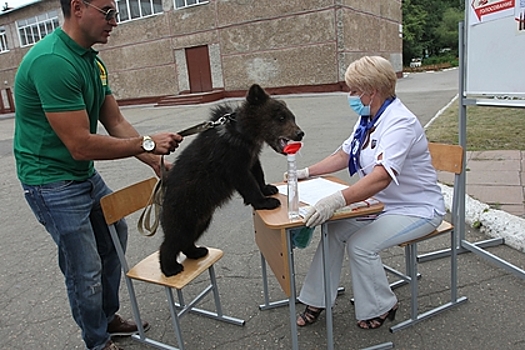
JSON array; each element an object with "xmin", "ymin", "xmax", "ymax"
[{"xmin": 1, "ymin": 69, "xmax": 525, "ymax": 350}]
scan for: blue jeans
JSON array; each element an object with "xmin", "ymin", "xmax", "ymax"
[{"xmin": 22, "ymin": 171, "xmax": 128, "ymax": 350}]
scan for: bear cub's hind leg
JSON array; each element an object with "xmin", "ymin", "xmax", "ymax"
[
  {"xmin": 183, "ymin": 245, "xmax": 209, "ymax": 259},
  {"xmin": 159, "ymin": 243, "xmax": 183, "ymax": 277}
]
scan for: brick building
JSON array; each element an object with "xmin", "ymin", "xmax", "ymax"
[{"xmin": 0, "ymin": 0, "xmax": 402, "ymax": 107}]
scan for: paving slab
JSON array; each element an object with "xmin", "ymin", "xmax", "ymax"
[{"xmin": 466, "ymin": 184, "xmax": 524, "ymax": 205}]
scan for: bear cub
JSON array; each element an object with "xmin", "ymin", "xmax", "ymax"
[{"xmin": 160, "ymin": 84, "xmax": 304, "ymax": 276}]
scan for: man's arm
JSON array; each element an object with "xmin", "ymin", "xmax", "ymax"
[
  {"xmin": 98, "ymin": 94, "xmax": 182, "ymax": 173},
  {"xmin": 46, "ymin": 95, "xmax": 182, "ymax": 174}
]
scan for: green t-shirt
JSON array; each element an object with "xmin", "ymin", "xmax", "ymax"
[{"xmin": 14, "ymin": 27, "xmax": 112, "ymax": 185}]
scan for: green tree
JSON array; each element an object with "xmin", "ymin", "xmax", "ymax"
[
  {"xmin": 402, "ymin": 0, "xmax": 427, "ymax": 65},
  {"xmin": 402, "ymin": 0, "xmax": 465, "ymax": 66},
  {"xmin": 435, "ymin": 7, "xmax": 464, "ymax": 56}
]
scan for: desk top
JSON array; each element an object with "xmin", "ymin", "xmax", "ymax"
[{"xmin": 255, "ymin": 176, "xmax": 384, "ymax": 229}]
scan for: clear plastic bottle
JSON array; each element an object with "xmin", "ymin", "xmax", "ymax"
[{"xmin": 287, "ymin": 152, "xmax": 300, "ymax": 221}]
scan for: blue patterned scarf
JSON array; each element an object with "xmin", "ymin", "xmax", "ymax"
[{"xmin": 348, "ymin": 97, "xmax": 395, "ymax": 176}]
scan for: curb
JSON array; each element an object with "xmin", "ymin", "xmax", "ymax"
[{"xmin": 440, "ymin": 184, "xmax": 525, "ymax": 254}]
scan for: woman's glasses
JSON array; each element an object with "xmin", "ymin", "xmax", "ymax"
[{"xmin": 82, "ymin": 1, "xmax": 119, "ymax": 21}]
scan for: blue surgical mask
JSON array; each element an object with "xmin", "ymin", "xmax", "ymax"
[{"xmin": 347, "ymin": 94, "xmax": 371, "ymax": 116}]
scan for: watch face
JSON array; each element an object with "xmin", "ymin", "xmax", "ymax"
[{"xmin": 143, "ymin": 138, "xmax": 155, "ymax": 151}]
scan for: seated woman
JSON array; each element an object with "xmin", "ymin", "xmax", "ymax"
[{"xmin": 292, "ymin": 55, "xmax": 445, "ymax": 330}]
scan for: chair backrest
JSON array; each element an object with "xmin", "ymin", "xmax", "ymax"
[
  {"xmin": 101, "ymin": 177, "xmax": 157, "ymax": 225},
  {"xmin": 428, "ymin": 142, "xmax": 464, "ymax": 175},
  {"xmin": 428, "ymin": 142, "xmax": 465, "ymax": 227}
]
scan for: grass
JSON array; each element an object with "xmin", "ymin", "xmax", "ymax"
[{"xmin": 425, "ymin": 99, "xmax": 525, "ymax": 151}]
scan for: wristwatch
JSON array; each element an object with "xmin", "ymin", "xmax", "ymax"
[{"xmin": 141, "ymin": 135, "xmax": 155, "ymax": 152}]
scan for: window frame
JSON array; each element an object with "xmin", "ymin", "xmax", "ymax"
[
  {"xmin": 116, "ymin": 0, "xmax": 163, "ymax": 24},
  {"xmin": 174, "ymin": 0, "xmax": 209, "ymax": 10},
  {"xmin": 0, "ymin": 26, "xmax": 9, "ymax": 53},
  {"xmin": 16, "ymin": 10, "xmax": 59, "ymax": 48}
]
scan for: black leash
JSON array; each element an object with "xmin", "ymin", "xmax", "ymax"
[{"xmin": 177, "ymin": 113, "xmax": 236, "ymax": 136}]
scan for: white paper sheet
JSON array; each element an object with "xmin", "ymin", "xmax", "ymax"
[{"xmin": 277, "ymin": 177, "xmax": 349, "ymax": 206}]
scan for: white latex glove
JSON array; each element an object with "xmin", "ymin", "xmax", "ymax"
[
  {"xmin": 304, "ymin": 191, "xmax": 346, "ymax": 227},
  {"xmin": 283, "ymin": 167, "xmax": 309, "ymax": 181}
]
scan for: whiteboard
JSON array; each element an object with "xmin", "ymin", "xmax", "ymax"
[{"xmin": 466, "ymin": 5, "xmax": 525, "ymax": 96}]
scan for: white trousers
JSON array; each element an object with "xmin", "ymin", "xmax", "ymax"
[{"xmin": 298, "ymin": 212, "xmax": 443, "ymax": 321}]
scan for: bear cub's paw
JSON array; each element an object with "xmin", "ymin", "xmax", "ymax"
[
  {"xmin": 161, "ymin": 262, "xmax": 184, "ymax": 277},
  {"xmin": 183, "ymin": 246, "xmax": 209, "ymax": 259},
  {"xmin": 252, "ymin": 197, "xmax": 281, "ymax": 210},
  {"xmin": 261, "ymin": 184, "xmax": 279, "ymax": 196}
]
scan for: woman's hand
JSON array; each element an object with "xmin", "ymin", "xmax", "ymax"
[
  {"xmin": 304, "ymin": 191, "xmax": 346, "ymax": 227},
  {"xmin": 283, "ymin": 167, "xmax": 309, "ymax": 181}
]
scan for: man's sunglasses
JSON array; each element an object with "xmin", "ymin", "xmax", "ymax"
[{"xmin": 82, "ymin": 1, "xmax": 119, "ymax": 21}]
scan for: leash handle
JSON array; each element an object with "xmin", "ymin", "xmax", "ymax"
[
  {"xmin": 136, "ymin": 179, "xmax": 163, "ymax": 236},
  {"xmin": 160, "ymin": 156, "xmax": 167, "ymax": 180},
  {"xmin": 137, "ymin": 156, "xmax": 167, "ymax": 237}
]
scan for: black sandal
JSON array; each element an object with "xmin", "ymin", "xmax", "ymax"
[
  {"xmin": 297, "ymin": 305, "xmax": 324, "ymax": 327},
  {"xmin": 357, "ymin": 304, "xmax": 398, "ymax": 330}
]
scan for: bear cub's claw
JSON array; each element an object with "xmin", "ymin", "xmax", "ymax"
[
  {"xmin": 253, "ymin": 197, "xmax": 281, "ymax": 210},
  {"xmin": 262, "ymin": 184, "xmax": 279, "ymax": 196}
]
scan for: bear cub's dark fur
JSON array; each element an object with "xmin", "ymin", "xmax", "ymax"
[{"xmin": 160, "ymin": 84, "xmax": 304, "ymax": 276}]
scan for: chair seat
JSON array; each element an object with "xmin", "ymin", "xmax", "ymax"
[
  {"xmin": 127, "ymin": 247, "xmax": 224, "ymax": 289},
  {"xmin": 399, "ymin": 220, "xmax": 453, "ymax": 247}
]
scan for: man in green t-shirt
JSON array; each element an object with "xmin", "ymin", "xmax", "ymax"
[{"xmin": 13, "ymin": 1, "xmax": 183, "ymax": 349}]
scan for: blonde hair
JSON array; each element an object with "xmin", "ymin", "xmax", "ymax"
[{"xmin": 344, "ymin": 56, "xmax": 397, "ymax": 98}]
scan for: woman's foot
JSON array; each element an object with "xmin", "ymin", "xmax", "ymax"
[
  {"xmin": 357, "ymin": 304, "xmax": 398, "ymax": 330},
  {"xmin": 296, "ymin": 305, "xmax": 324, "ymax": 327}
]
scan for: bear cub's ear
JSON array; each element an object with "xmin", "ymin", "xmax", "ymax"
[{"xmin": 246, "ymin": 84, "xmax": 269, "ymax": 106}]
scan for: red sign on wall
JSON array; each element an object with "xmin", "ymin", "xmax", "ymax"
[{"xmin": 471, "ymin": 0, "xmax": 515, "ymax": 23}]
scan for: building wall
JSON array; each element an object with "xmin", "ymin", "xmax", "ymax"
[{"xmin": 0, "ymin": 0, "xmax": 402, "ymax": 103}]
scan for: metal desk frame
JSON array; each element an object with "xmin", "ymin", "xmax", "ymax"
[{"xmin": 253, "ymin": 176, "xmax": 392, "ymax": 350}]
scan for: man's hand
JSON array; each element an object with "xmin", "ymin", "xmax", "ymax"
[
  {"xmin": 138, "ymin": 133, "xmax": 182, "ymax": 177},
  {"xmin": 149, "ymin": 157, "xmax": 172, "ymax": 178},
  {"xmin": 304, "ymin": 191, "xmax": 346, "ymax": 227},
  {"xmin": 283, "ymin": 167, "xmax": 309, "ymax": 181},
  {"xmin": 151, "ymin": 132, "xmax": 183, "ymax": 155}
]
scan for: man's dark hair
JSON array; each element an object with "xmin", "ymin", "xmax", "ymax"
[{"xmin": 60, "ymin": 0, "xmax": 73, "ymax": 17}]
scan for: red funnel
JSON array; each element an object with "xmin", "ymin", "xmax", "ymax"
[{"xmin": 283, "ymin": 141, "xmax": 302, "ymax": 155}]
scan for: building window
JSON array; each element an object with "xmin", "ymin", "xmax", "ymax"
[
  {"xmin": 116, "ymin": 0, "xmax": 163, "ymax": 23},
  {"xmin": 17, "ymin": 11, "xmax": 59, "ymax": 47},
  {"xmin": 174, "ymin": 0, "xmax": 209, "ymax": 9},
  {"xmin": 0, "ymin": 27, "xmax": 8, "ymax": 53}
]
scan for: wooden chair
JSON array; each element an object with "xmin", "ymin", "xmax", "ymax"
[
  {"xmin": 100, "ymin": 177, "xmax": 245, "ymax": 350},
  {"xmin": 384, "ymin": 142, "xmax": 468, "ymax": 332}
]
